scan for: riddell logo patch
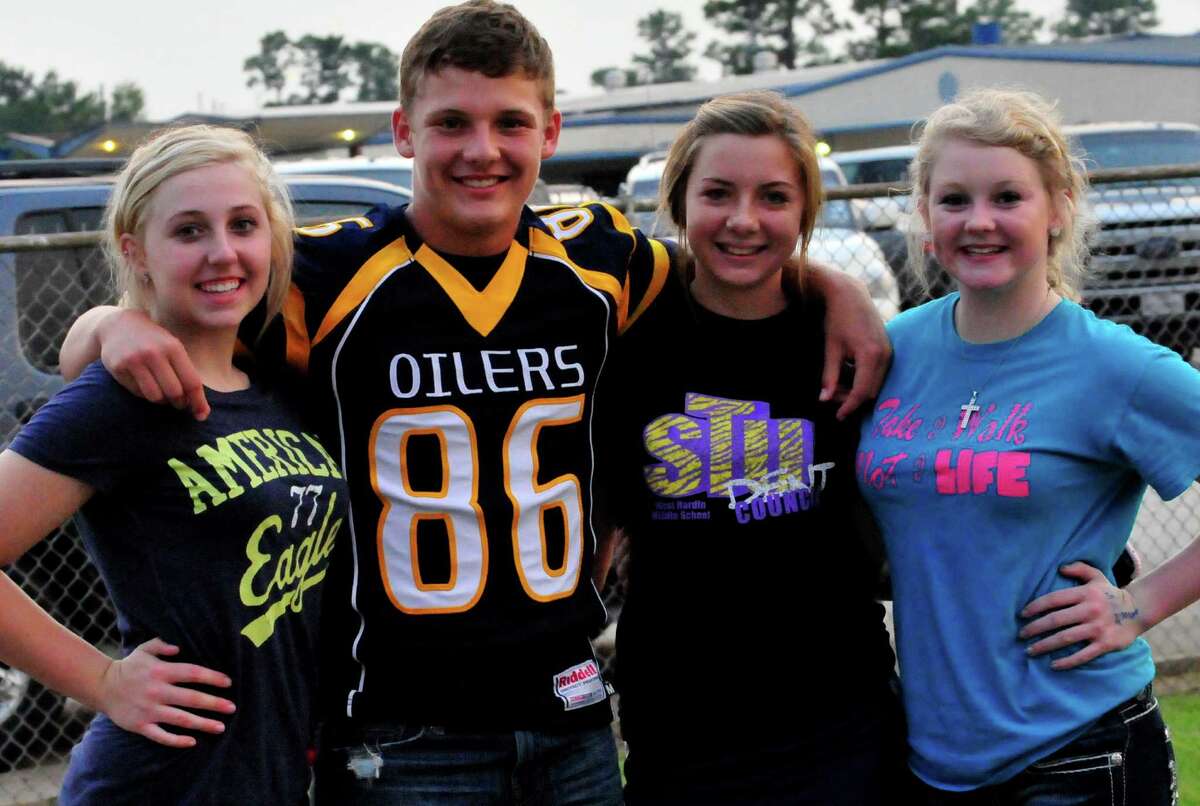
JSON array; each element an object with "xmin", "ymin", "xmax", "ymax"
[{"xmin": 553, "ymin": 660, "xmax": 606, "ymax": 711}]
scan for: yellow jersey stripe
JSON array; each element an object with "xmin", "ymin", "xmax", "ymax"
[
  {"xmin": 529, "ymin": 229, "xmax": 624, "ymax": 300},
  {"xmin": 282, "ymin": 284, "xmax": 310, "ymax": 374},
  {"xmin": 622, "ymin": 238, "xmax": 672, "ymax": 334},
  {"xmin": 414, "ymin": 240, "xmax": 528, "ymax": 338},
  {"xmin": 313, "ymin": 236, "xmax": 414, "ymax": 348}
]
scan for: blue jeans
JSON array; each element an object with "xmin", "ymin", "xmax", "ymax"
[
  {"xmin": 917, "ymin": 685, "xmax": 1178, "ymax": 806},
  {"xmin": 313, "ymin": 723, "xmax": 622, "ymax": 805}
]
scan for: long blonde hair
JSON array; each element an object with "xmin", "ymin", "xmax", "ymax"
[
  {"xmin": 103, "ymin": 124, "xmax": 294, "ymax": 328},
  {"xmin": 907, "ymin": 87, "xmax": 1095, "ymax": 300}
]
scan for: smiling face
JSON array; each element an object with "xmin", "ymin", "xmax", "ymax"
[
  {"xmin": 392, "ymin": 67, "xmax": 562, "ymax": 256},
  {"xmin": 922, "ymin": 138, "xmax": 1062, "ymax": 300},
  {"xmin": 123, "ymin": 161, "xmax": 271, "ymax": 345},
  {"xmin": 685, "ymin": 133, "xmax": 805, "ymax": 319}
]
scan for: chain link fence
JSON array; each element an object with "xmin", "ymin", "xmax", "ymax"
[{"xmin": 0, "ymin": 166, "xmax": 1198, "ymax": 800}]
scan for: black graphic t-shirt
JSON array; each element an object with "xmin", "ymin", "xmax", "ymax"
[
  {"xmin": 601, "ymin": 288, "xmax": 894, "ymax": 747},
  {"xmin": 10, "ymin": 362, "xmax": 347, "ymax": 805}
]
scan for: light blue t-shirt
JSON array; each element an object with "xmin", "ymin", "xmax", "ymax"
[{"xmin": 858, "ymin": 294, "xmax": 1200, "ymax": 790}]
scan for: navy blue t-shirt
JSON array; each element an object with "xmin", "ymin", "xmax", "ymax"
[{"xmin": 9, "ymin": 362, "xmax": 348, "ymax": 805}]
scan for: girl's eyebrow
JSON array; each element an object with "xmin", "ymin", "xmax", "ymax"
[
  {"xmin": 166, "ymin": 204, "xmax": 259, "ymax": 222},
  {"xmin": 698, "ymin": 177, "xmax": 798, "ymax": 189}
]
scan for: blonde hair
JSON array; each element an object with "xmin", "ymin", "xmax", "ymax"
[
  {"xmin": 103, "ymin": 124, "xmax": 294, "ymax": 330},
  {"xmin": 907, "ymin": 87, "xmax": 1095, "ymax": 300},
  {"xmin": 660, "ymin": 91, "xmax": 823, "ymax": 269}
]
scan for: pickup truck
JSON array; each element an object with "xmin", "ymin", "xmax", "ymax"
[{"xmin": 0, "ymin": 168, "xmax": 412, "ymax": 771}]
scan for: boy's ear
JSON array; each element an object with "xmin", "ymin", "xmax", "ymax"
[
  {"xmin": 540, "ymin": 109, "xmax": 562, "ymax": 160},
  {"xmin": 392, "ymin": 106, "xmax": 415, "ymax": 158}
]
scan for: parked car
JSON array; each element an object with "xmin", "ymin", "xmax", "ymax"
[
  {"xmin": 0, "ymin": 168, "xmax": 411, "ymax": 771},
  {"xmin": 275, "ymin": 155, "xmax": 415, "ymax": 192},
  {"xmin": 274, "ymin": 155, "xmax": 555, "ymax": 206},
  {"xmin": 832, "ymin": 123, "xmax": 1200, "ymax": 355},
  {"xmin": 831, "ymin": 144, "xmax": 916, "ymax": 290},
  {"xmin": 618, "ymin": 151, "xmax": 901, "ymax": 319},
  {"xmin": 1071, "ymin": 122, "xmax": 1200, "ymax": 354},
  {"xmin": 544, "ymin": 183, "xmax": 601, "ymax": 207}
]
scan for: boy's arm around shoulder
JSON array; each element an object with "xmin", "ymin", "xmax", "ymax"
[
  {"xmin": 790, "ymin": 262, "xmax": 892, "ymax": 420},
  {"xmin": 59, "ymin": 306, "xmax": 210, "ymax": 420}
]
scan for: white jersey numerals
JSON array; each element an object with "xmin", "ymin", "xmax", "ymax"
[{"xmin": 370, "ymin": 396, "xmax": 585, "ymax": 614}]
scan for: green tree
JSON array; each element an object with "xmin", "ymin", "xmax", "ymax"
[
  {"xmin": 243, "ymin": 30, "xmax": 292, "ymax": 105},
  {"xmin": 0, "ymin": 62, "xmax": 34, "ymax": 107},
  {"xmin": 0, "ymin": 61, "xmax": 112, "ymax": 135},
  {"xmin": 704, "ymin": 0, "xmax": 848, "ymax": 75},
  {"xmin": 848, "ymin": 0, "xmax": 964, "ymax": 60},
  {"xmin": 632, "ymin": 10, "xmax": 697, "ymax": 83},
  {"xmin": 109, "ymin": 82, "xmax": 145, "ymax": 122},
  {"xmin": 771, "ymin": 0, "xmax": 849, "ymax": 67},
  {"xmin": 347, "ymin": 42, "xmax": 400, "ymax": 102},
  {"xmin": 1053, "ymin": 0, "xmax": 1159, "ymax": 38},
  {"xmin": 294, "ymin": 35, "xmax": 352, "ymax": 104},
  {"xmin": 244, "ymin": 32, "xmax": 401, "ymax": 105},
  {"xmin": 848, "ymin": 0, "xmax": 1044, "ymax": 58}
]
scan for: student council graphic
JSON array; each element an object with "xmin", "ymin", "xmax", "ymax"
[{"xmin": 641, "ymin": 393, "xmax": 832, "ymax": 525}]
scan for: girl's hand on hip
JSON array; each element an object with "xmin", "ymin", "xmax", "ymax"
[
  {"xmin": 98, "ymin": 637, "xmax": 236, "ymax": 747},
  {"xmin": 1019, "ymin": 562, "xmax": 1145, "ymax": 671}
]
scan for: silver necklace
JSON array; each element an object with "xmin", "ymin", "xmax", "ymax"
[{"xmin": 957, "ymin": 287, "xmax": 1053, "ymax": 430}]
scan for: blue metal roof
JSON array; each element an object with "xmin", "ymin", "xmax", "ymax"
[{"xmin": 560, "ymin": 34, "xmax": 1200, "ymax": 120}]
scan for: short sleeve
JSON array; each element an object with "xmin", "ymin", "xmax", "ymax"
[
  {"xmin": 1113, "ymin": 346, "xmax": 1200, "ymax": 500},
  {"xmin": 8, "ymin": 362, "xmax": 166, "ymax": 492}
]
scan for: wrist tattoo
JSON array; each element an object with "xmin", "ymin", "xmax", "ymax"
[{"xmin": 1106, "ymin": 589, "xmax": 1140, "ymax": 625}]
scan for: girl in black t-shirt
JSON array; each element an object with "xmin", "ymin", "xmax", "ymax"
[{"xmin": 600, "ymin": 91, "xmax": 905, "ymax": 805}]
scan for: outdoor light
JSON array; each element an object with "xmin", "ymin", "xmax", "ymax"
[
  {"xmin": 100, "ymin": 139, "xmax": 118, "ymax": 153},
  {"xmin": 339, "ymin": 129, "xmax": 358, "ymax": 142},
  {"xmin": 815, "ymin": 141, "xmax": 831, "ymax": 157}
]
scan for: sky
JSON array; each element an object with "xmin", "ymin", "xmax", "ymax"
[{"xmin": 2, "ymin": 0, "xmax": 1196, "ymax": 121}]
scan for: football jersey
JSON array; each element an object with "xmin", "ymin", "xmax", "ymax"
[{"xmin": 279, "ymin": 202, "xmax": 672, "ymax": 729}]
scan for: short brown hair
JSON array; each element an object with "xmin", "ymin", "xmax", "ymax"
[
  {"xmin": 660, "ymin": 91, "xmax": 823, "ymax": 261},
  {"xmin": 400, "ymin": 0, "xmax": 555, "ymax": 109}
]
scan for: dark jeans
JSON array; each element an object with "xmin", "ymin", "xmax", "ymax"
[
  {"xmin": 917, "ymin": 685, "xmax": 1178, "ymax": 806},
  {"xmin": 623, "ymin": 682, "xmax": 910, "ymax": 805},
  {"xmin": 314, "ymin": 723, "xmax": 622, "ymax": 805}
]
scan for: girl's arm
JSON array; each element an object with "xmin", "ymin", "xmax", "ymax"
[
  {"xmin": 1020, "ymin": 502, "xmax": 1200, "ymax": 670},
  {"xmin": 0, "ymin": 450, "xmax": 234, "ymax": 746}
]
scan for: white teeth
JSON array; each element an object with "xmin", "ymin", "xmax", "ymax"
[
  {"xmin": 964, "ymin": 246, "xmax": 1003, "ymax": 254},
  {"xmin": 200, "ymin": 279, "xmax": 241, "ymax": 293},
  {"xmin": 462, "ymin": 177, "xmax": 499, "ymax": 188},
  {"xmin": 721, "ymin": 245, "xmax": 762, "ymax": 256}
]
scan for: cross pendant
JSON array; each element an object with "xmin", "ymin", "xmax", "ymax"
[{"xmin": 959, "ymin": 390, "xmax": 980, "ymax": 430}]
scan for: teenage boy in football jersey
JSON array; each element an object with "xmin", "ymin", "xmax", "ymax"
[{"xmin": 61, "ymin": 1, "xmax": 889, "ymax": 801}]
